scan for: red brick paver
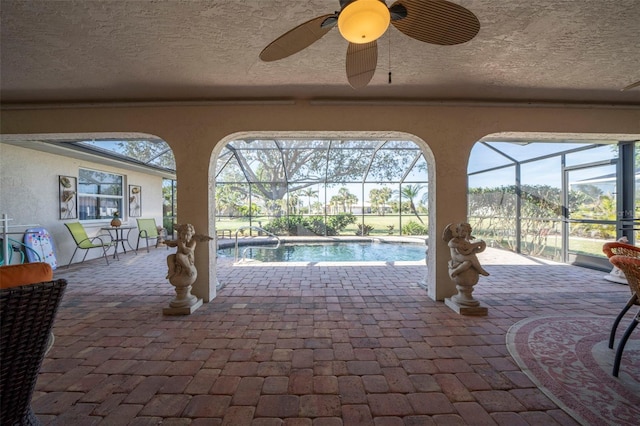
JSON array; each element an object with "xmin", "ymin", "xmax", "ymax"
[{"xmin": 30, "ymin": 246, "xmax": 634, "ymax": 425}]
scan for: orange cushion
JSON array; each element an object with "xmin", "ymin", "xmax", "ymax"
[{"xmin": 0, "ymin": 262, "xmax": 54, "ymax": 289}]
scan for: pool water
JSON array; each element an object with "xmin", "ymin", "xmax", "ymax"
[{"xmin": 218, "ymin": 241, "xmax": 426, "ymax": 262}]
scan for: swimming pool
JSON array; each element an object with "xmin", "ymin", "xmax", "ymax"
[{"xmin": 218, "ymin": 241, "xmax": 426, "ymax": 263}]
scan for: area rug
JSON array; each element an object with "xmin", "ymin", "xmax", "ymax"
[{"xmin": 506, "ymin": 315, "xmax": 640, "ymax": 425}]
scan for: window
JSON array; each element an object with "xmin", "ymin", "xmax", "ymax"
[{"xmin": 78, "ymin": 168, "xmax": 123, "ymax": 220}]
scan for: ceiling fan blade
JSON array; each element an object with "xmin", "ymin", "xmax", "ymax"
[
  {"xmin": 259, "ymin": 14, "xmax": 335, "ymax": 62},
  {"xmin": 346, "ymin": 41, "xmax": 378, "ymax": 89},
  {"xmin": 622, "ymin": 80, "xmax": 640, "ymax": 91},
  {"xmin": 390, "ymin": 0, "xmax": 480, "ymax": 45}
]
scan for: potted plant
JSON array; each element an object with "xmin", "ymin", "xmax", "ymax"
[{"xmin": 110, "ymin": 211, "xmax": 122, "ymax": 227}]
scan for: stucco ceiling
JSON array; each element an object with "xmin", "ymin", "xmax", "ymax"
[{"xmin": 1, "ymin": 0, "xmax": 639, "ymax": 105}]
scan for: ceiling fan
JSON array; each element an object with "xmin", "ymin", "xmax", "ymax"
[
  {"xmin": 259, "ymin": 0, "xmax": 480, "ymax": 89},
  {"xmin": 622, "ymin": 80, "xmax": 640, "ymax": 91}
]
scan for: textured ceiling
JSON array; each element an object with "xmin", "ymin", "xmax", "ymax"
[{"xmin": 1, "ymin": 0, "xmax": 639, "ymax": 105}]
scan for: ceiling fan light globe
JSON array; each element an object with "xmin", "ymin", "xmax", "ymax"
[{"xmin": 338, "ymin": 0, "xmax": 390, "ymax": 44}]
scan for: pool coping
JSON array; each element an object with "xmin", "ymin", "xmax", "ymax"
[{"xmin": 217, "ymin": 235, "xmax": 428, "ymax": 250}]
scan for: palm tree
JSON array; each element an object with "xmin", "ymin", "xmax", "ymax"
[
  {"xmin": 399, "ymin": 184, "xmax": 426, "ymax": 224},
  {"xmin": 288, "ymin": 192, "xmax": 300, "ymax": 215},
  {"xmin": 330, "ymin": 195, "xmax": 342, "ymax": 214},
  {"xmin": 369, "ymin": 188, "xmax": 381, "ymax": 213},
  {"xmin": 338, "ymin": 187, "xmax": 351, "ymax": 213},
  {"xmin": 346, "ymin": 193, "xmax": 358, "ymax": 213},
  {"xmin": 378, "ymin": 187, "xmax": 393, "ymax": 215},
  {"xmin": 302, "ymin": 188, "xmax": 318, "ymax": 214}
]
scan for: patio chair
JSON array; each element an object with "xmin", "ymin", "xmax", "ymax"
[
  {"xmin": 1, "ymin": 263, "xmax": 67, "ymax": 425},
  {"xmin": 607, "ymin": 254, "xmax": 640, "ymax": 377},
  {"xmin": 602, "ymin": 241, "xmax": 640, "ymax": 284},
  {"xmin": 136, "ymin": 218, "xmax": 164, "ymax": 253},
  {"xmin": 602, "ymin": 241, "xmax": 640, "ymax": 259},
  {"xmin": 64, "ymin": 222, "xmax": 114, "ymax": 268},
  {"xmin": 603, "ymin": 241, "xmax": 640, "ymax": 349}
]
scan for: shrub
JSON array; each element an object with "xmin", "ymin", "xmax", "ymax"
[
  {"xmin": 326, "ymin": 213, "xmax": 357, "ymax": 236},
  {"xmin": 402, "ymin": 221, "xmax": 428, "ymax": 235},
  {"xmin": 356, "ymin": 224, "xmax": 374, "ymax": 236},
  {"xmin": 264, "ymin": 213, "xmax": 356, "ymax": 236},
  {"xmin": 263, "ymin": 216, "xmax": 300, "ymax": 235}
]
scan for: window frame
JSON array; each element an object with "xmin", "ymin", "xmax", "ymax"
[{"xmin": 77, "ymin": 167, "xmax": 125, "ymax": 222}]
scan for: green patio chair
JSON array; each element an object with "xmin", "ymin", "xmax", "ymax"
[
  {"xmin": 136, "ymin": 218, "xmax": 163, "ymax": 253},
  {"xmin": 64, "ymin": 222, "xmax": 114, "ymax": 268}
]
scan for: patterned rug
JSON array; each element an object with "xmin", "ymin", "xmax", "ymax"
[{"xmin": 506, "ymin": 315, "xmax": 640, "ymax": 425}]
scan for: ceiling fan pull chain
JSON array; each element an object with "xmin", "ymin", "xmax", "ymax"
[{"xmin": 388, "ymin": 30, "xmax": 392, "ymax": 84}]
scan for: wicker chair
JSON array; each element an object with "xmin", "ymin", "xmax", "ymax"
[
  {"xmin": 0, "ymin": 278, "xmax": 67, "ymax": 425},
  {"xmin": 602, "ymin": 241, "xmax": 640, "ymax": 259},
  {"xmin": 608, "ymin": 254, "xmax": 640, "ymax": 377},
  {"xmin": 602, "ymin": 241, "xmax": 640, "ymax": 284},
  {"xmin": 603, "ymin": 242, "xmax": 640, "ymax": 349}
]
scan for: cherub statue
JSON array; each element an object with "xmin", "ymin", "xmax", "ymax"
[
  {"xmin": 442, "ymin": 222, "xmax": 490, "ymax": 279},
  {"xmin": 166, "ymin": 223, "xmax": 213, "ymax": 282}
]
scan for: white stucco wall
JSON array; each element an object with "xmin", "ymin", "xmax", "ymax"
[{"xmin": 0, "ymin": 142, "xmax": 164, "ymax": 267}]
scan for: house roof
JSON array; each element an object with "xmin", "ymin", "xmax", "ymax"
[{"xmin": 1, "ymin": 0, "xmax": 639, "ymax": 106}]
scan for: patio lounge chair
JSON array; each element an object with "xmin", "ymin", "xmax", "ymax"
[
  {"xmin": 607, "ymin": 254, "xmax": 640, "ymax": 377},
  {"xmin": 602, "ymin": 241, "xmax": 640, "ymax": 349},
  {"xmin": 136, "ymin": 218, "xmax": 163, "ymax": 253},
  {"xmin": 64, "ymin": 222, "xmax": 114, "ymax": 268},
  {"xmin": 0, "ymin": 262, "xmax": 67, "ymax": 425}
]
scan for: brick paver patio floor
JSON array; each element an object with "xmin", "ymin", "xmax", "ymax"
[{"xmin": 33, "ymin": 246, "xmax": 633, "ymax": 425}]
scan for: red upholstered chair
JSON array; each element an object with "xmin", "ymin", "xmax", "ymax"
[
  {"xmin": 607, "ymin": 255, "xmax": 640, "ymax": 377},
  {"xmin": 0, "ymin": 263, "xmax": 67, "ymax": 425}
]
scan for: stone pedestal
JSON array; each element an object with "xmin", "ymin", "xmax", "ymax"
[
  {"xmin": 445, "ymin": 297, "xmax": 488, "ymax": 316},
  {"xmin": 163, "ymin": 298, "xmax": 203, "ymax": 315},
  {"xmin": 163, "ymin": 269, "xmax": 202, "ymax": 315},
  {"xmin": 604, "ymin": 266, "xmax": 628, "ymax": 285},
  {"xmin": 445, "ymin": 267, "xmax": 488, "ymax": 316}
]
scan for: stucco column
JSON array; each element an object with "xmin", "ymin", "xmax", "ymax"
[
  {"xmin": 428, "ymin": 137, "xmax": 472, "ymax": 301},
  {"xmin": 168, "ymin": 135, "xmax": 216, "ymax": 303}
]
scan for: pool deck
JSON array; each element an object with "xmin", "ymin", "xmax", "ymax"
[{"xmin": 36, "ymin": 245, "xmax": 634, "ymax": 425}]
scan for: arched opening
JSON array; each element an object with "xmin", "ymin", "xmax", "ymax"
[{"xmin": 209, "ymin": 131, "xmax": 436, "ymax": 298}]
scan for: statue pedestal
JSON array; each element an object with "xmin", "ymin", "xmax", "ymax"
[
  {"xmin": 445, "ymin": 297, "xmax": 488, "ymax": 316},
  {"xmin": 163, "ymin": 298, "xmax": 203, "ymax": 315},
  {"xmin": 163, "ymin": 270, "xmax": 202, "ymax": 315},
  {"xmin": 445, "ymin": 268, "xmax": 488, "ymax": 316},
  {"xmin": 604, "ymin": 266, "xmax": 628, "ymax": 285}
]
